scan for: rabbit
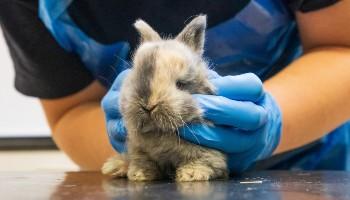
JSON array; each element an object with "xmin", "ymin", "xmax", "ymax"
[{"xmin": 102, "ymin": 15, "xmax": 228, "ymax": 182}]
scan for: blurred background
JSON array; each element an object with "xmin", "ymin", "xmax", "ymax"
[
  {"xmin": 0, "ymin": 27, "xmax": 50, "ymax": 145},
  {"xmin": 0, "ymin": 28, "xmax": 77, "ymax": 171}
]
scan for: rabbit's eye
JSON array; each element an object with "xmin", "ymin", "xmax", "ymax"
[{"xmin": 176, "ymin": 80, "xmax": 187, "ymax": 90}]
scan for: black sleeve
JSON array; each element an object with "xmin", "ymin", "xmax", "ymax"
[
  {"xmin": 0, "ymin": 0, "xmax": 94, "ymax": 99},
  {"xmin": 285, "ymin": 0, "xmax": 340, "ymax": 12}
]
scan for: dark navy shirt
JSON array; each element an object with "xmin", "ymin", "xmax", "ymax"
[{"xmin": 0, "ymin": 0, "xmax": 339, "ymax": 98}]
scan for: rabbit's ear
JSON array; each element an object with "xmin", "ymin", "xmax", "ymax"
[
  {"xmin": 134, "ymin": 19, "xmax": 161, "ymax": 43},
  {"xmin": 176, "ymin": 15, "xmax": 207, "ymax": 55}
]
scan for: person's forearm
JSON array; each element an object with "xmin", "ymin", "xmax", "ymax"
[
  {"xmin": 265, "ymin": 47, "xmax": 350, "ymax": 154},
  {"xmin": 40, "ymin": 81, "xmax": 116, "ymax": 171},
  {"xmin": 50, "ymin": 102, "xmax": 115, "ymax": 171}
]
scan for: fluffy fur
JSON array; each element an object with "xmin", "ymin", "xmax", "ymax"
[{"xmin": 102, "ymin": 15, "xmax": 228, "ymax": 181}]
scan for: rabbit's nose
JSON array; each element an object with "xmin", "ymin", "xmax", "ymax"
[{"xmin": 142, "ymin": 104, "xmax": 158, "ymax": 113}]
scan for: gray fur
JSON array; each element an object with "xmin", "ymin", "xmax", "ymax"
[
  {"xmin": 102, "ymin": 15, "xmax": 228, "ymax": 181},
  {"xmin": 176, "ymin": 15, "xmax": 207, "ymax": 55},
  {"xmin": 133, "ymin": 47, "xmax": 158, "ymax": 102}
]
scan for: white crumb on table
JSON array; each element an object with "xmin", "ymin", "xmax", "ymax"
[{"xmin": 239, "ymin": 180, "xmax": 263, "ymax": 184}]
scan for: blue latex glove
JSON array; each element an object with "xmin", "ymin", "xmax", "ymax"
[
  {"xmin": 101, "ymin": 69, "xmax": 131, "ymax": 153},
  {"xmin": 180, "ymin": 73, "xmax": 282, "ymax": 173}
]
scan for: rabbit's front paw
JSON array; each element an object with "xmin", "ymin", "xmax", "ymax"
[
  {"xmin": 176, "ymin": 165, "xmax": 212, "ymax": 182},
  {"xmin": 127, "ymin": 159, "xmax": 162, "ymax": 181},
  {"xmin": 127, "ymin": 166, "xmax": 160, "ymax": 181},
  {"xmin": 102, "ymin": 155, "xmax": 128, "ymax": 178}
]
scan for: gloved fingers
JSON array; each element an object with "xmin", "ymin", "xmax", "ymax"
[
  {"xmin": 101, "ymin": 69, "xmax": 131, "ymax": 153},
  {"xmin": 194, "ymin": 94, "xmax": 267, "ymax": 130},
  {"xmin": 111, "ymin": 69, "xmax": 131, "ymax": 91},
  {"xmin": 179, "ymin": 124, "xmax": 258, "ymax": 154},
  {"xmin": 101, "ymin": 91, "xmax": 122, "ymax": 118},
  {"xmin": 101, "ymin": 69, "xmax": 131, "ymax": 118},
  {"xmin": 207, "ymin": 69, "xmax": 221, "ymax": 79},
  {"xmin": 210, "ymin": 73, "xmax": 264, "ymax": 102},
  {"xmin": 107, "ymin": 119, "xmax": 127, "ymax": 142}
]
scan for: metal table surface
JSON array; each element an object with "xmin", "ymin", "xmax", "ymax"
[{"xmin": 1, "ymin": 171, "xmax": 350, "ymax": 200}]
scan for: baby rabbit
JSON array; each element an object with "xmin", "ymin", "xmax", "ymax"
[{"xmin": 102, "ymin": 15, "xmax": 228, "ymax": 182}]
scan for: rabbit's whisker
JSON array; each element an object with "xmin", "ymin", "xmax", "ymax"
[
  {"xmin": 178, "ymin": 115, "xmax": 200, "ymax": 145},
  {"xmin": 114, "ymin": 55, "xmax": 132, "ymax": 69}
]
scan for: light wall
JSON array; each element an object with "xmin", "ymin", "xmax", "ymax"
[{"xmin": 0, "ymin": 28, "xmax": 50, "ymax": 137}]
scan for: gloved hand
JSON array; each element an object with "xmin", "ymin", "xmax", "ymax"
[
  {"xmin": 101, "ymin": 69, "xmax": 131, "ymax": 153},
  {"xmin": 180, "ymin": 73, "xmax": 282, "ymax": 173}
]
